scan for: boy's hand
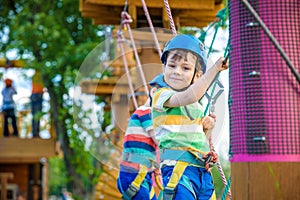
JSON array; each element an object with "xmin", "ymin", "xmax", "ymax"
[
  {"xmin": 202, "ymin": 115, "xmax": 216, "ymax": 131},
  {"xmin": 214, "ymin": 57, "xmax": 229, "ymax": 72}
]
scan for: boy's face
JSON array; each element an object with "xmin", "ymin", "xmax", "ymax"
[{"xmin": 164, "ymin": 51, "xmax": 199, "ymax": 90}]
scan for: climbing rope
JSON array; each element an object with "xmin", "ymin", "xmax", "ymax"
[
  {"xmin": 220, "ymin": 176, "xmax": 231, "ymax": 200},
  {"xmin": 116, "ymin": 0, "xmax": 138, "ymax": 109},
  {"xmin": 199, "ymin": 18, "xmax": 218, "ymax": 43},
  {"xmin": 200, "ymin": 6, "xmax": 232, "ymax": 199},
  {"xmin": 140, "ymin": 0, "xmax": 162, "ymax": 58},
  {"xmin": 121, "ymin": 11, "xmax": 149, "ymax": 96},
  {"xmin": 162, "ymin": 2, "xmax": 232, "ymax": 199},
  {"xmin": 205, "ymin": 49, "xmax": 232, "ymax": 200},
  {"xmin": 207, "ymin": 8, "xmax": 227, "ymax": 58},
  {"xmin": 208, "ymin": 135, "xmax": 232, "ymax": 199},
  {"xmin": 117, "ymin": 31, "xmax": 138, "ymax": 109},
  {"xmin": 163, "ymin": 0, "xmax": 177, "ymax": 36}
]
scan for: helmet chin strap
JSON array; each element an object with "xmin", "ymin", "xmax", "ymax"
[
  {"xmin": 166, "ymin": 57, "xmax": 199, "ymax": 121},
  {"xmin": 189, "ymin": 57, "xmax": 199, "ymax": 86}
]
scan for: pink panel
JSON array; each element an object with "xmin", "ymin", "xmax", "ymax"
[{"xmin": 228, "ymin": 0, "xmax": 300, "ymax": 162}]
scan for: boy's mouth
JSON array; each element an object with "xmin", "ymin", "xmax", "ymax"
[{"xmin": 170, "ymin": 77, "xmax": 182, "ymax": 81}]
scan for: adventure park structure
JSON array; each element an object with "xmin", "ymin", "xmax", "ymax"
[
  {"xmin": 0, "ymin": 59, "xmax": 56, "ymax": 200},
  {"xmin": 79, "ymin": 0, "xmax": 300, "ymax": 200}
]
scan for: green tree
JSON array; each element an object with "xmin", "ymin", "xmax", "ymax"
[{"xmin": 0, "ymin": 0, "xmax": 105, "ymax": 198}]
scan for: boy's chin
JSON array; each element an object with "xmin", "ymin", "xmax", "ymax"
[{"xmin": 170, "ymin": 84, "xmax": 188, "ymax": 90}]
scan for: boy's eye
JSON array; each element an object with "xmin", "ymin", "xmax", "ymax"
[
  {"xmin": 183, "ymin": 66, "xmax": 191, "ymax": 70},
  {"xmin": 168, "ymin": 64, "xmax": 176, "ymax": 68}
]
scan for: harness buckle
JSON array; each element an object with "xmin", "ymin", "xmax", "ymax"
[
  {"xmin": 125, "ymin": 184, "xmax": 139, "ymax": 198},
  {"xmin": 153, "ymin": 161, "xmax": 160, "ymax": 169},
  {"xmin": 163, "ymin": 187, "xmax": 176, "ymax": 200},
  {"xmin": 122, "ymin": 152, "xmax": 132, "ymax": 162}
]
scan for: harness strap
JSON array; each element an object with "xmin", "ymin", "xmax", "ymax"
[
  {"xmin": 122, "ymin": 152, "xmax": 162, "ymax": 199},
  {"xmin": 122, "ymin": 152, "xmax": 159, "ymax": 169},
  {"xmin": 161, "ymin": 149, "xmax": 217, "ymax": 199},
  {"xmin": 163, "ymin": 161, "xmax": 189, "ymax": 200},
  {"xmin": 149, "ymin": 185, "xmax": 155, "ymax": 199},
  {"xmin": 122, "ymin": 165, "xmax": 148, "ymax": 200},
  {"xmin": 161, "ymin": 149, "xmax": 215, "ymax": 168},
  {"xmin": 155, "ymin": 173, "xmax": 164, "ymax": 191}
]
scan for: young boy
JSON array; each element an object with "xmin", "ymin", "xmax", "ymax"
[
  {"xmin": 151, "ymin": 34, "xmax": 228, "ymax": 200},
  {"xmin": 117, "ymin": 85, "xmax": 164, "ymax": 200}
]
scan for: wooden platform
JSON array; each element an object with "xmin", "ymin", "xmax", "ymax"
[
  {"xmin": 231, "ymin": 162, "xmax": 300, "ymax": 200},
  {"xmin": 80, "ymin": 0, "xmax": 223, "ymax": 28},
  {"xmin": 0, "ymin": 58, "xmax": 24, "ymax": 68},
  {"xmin": 80, "ymin": 76, "xmax": 132, "ymax": 96},
  {"xmin": 0, "ymin": 138, "xmax": 56, "ymax": 163}
]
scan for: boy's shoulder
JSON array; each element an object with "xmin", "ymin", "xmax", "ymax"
[
  {"xmin": 134, "ymin": 105, "xmax": 151, "ymax": 115},
  {"xmin": 154, "ymin": 87, "xmax": 173, "ymax": 95},
  {"xmin": 136, "ymin": 105, "xmax": 151, "ymax": 110}
]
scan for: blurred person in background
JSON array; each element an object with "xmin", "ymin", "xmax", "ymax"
[
  {"xmin": 30, "ymin": 71, "xmax": 45, "ymax": 138},
  {"xmin": 1, "ymin": 78, "xmax": 18, "ymax": 137}
]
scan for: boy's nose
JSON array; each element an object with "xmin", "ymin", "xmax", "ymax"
[{"xmin": 174, "ymin": 66, "xmax": 181, "ymax": 74}]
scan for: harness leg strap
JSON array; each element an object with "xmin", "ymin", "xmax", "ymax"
[
  {"xmin": 163, "ymin": 161, "xmax": 189, "ymax": 200},
  {"xmin": 123, "ymin": 165, "xmax": 148, "ymax": 200}
]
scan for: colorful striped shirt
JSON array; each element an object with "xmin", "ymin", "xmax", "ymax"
[
  {"xmin": 120, "ymin": 105, "xmax": 158, "ymax": 171},
  {"xmin": 152, "ymin": 88, "xmax": 210, "ymax": 152}
]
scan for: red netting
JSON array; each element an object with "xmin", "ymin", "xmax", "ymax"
[{"xmin": 228, "ymin": 0, "xmax": 300, "ymax": 162}]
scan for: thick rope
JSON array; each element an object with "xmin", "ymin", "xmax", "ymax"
[
  {"xmin": 221, "ymin": 176, "xmax": 231, "ymax": 200},
  {"xmin": 207, "ymin": 20, "xmax": 221, "ymax": 58},
  {"xmin": 121, "ymin": 11, "xmax": 149, "ymax": 95},
  {"xmin": 208, "ymin": 136, "xmax": 232, "ymax": 199},
  {"xmin": 202, "ymin": 7, "xmax": 232, "ymax": 199},
  {"xmin": 117, "ymin": 31, "xmax": 138, "ymax": 109},
  {"xmin": 163, "ymin": 0, "xmax": 177, "ymax": 35},
  {"xmin": 205, "ymin": 51, "xmax": 231, "ymax": 199},
  {"xmin": 140, "ymin": 0, "xmax": 162, "ymax": 58}
]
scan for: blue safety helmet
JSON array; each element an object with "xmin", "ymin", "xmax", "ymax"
[
  {"xmin": 161, "ymin": 34, "xmax": 207, "ymax": 73},
  {"xmin": 148, "ymin": 73, "xmax": 169, "ymax": 88}
]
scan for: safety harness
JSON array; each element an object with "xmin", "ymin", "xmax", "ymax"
[
  {"xmin": 121, "ymin": 152, "xmax": 163, "ymax": 200},
  {"xmin": 161, "ymin": 148, "xmax": 218, "ymax": 200}
]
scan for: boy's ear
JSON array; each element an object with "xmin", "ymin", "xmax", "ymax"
[{"xmin": 194, "ymin": 71, "xmax": 203, "ymax": 81}]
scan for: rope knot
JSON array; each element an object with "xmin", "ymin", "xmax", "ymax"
[
  {"xmin": 121, "ymin": 11, "xmax": 133, "ymax": 24},
  {"xmin": 203, "ymin": 151, "xmax": 218, "ymax": 171}
]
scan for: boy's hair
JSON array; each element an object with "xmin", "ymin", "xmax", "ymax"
[{"xmin": 165, "ymin": 50, "xmax": 203, "ymax": 73}]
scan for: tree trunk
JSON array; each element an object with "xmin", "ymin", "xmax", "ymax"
[{"xmin": 47, "ymin": 83, "xmax": 85, "ymax": 198}]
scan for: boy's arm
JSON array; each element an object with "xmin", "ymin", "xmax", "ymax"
[{"xmin": 165, "ymin": 57, "xmax": 227, "ymax": 107}]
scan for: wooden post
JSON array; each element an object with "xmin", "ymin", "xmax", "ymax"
[
  {"xmin": 0, "ymin": 172, "xmax": 14, "ymax": 200},
  {"xmin": 0, "ymin": 113, "xmax": 3, "ymax": 138},
  {"xmin": 231, "ymin": 162, "xmax": 300, "ymax": 199},
  {"xmin": 41, "ymin": 158, "xmax": 48, "ymax": 200}
]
